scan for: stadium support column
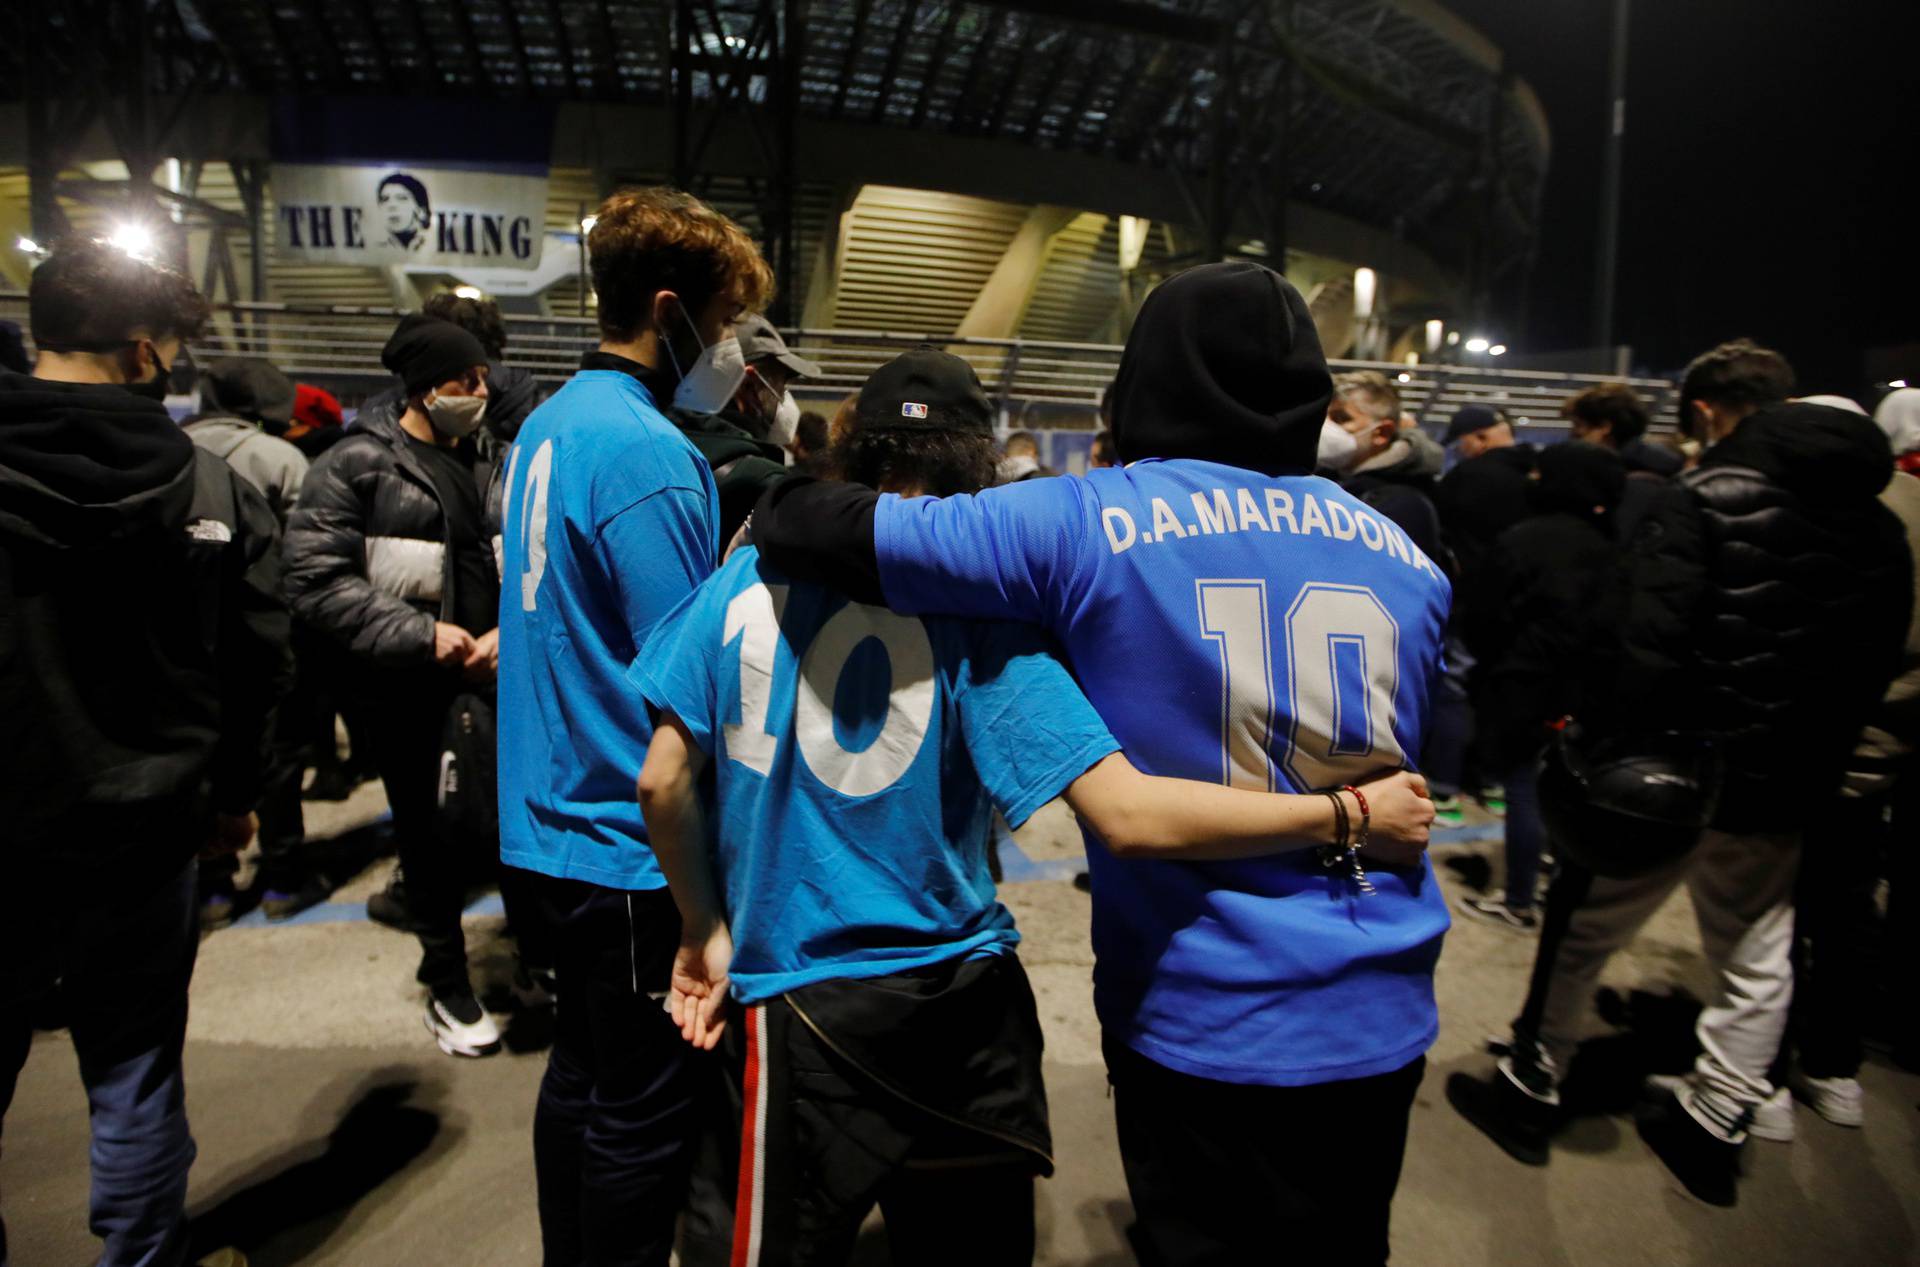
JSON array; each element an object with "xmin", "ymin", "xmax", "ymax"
[
  {"xmin": 1591, "ymin": 0, "xmax": 1629, "ymax": 363},
  {"xmin": 768, "ymin": 0, "xmax": 802, "ymax": 325},
  {"xmin": 1263, "ymin": 0, "xmax": 1294, "ymax": 278},
  {"xmin": 672, "ymin": 0, "xmax": 695, "ymax": 192},
  {"xmin": 1204, "ymin": 24, "xmax": 1236, "ymax": 263}
]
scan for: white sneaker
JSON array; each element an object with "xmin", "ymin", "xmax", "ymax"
[
  {"xmin": 425, "ymin": 992, "xmax": 502, "ymax": 1058},
  {"xmin": 1646, "ymin": 1075, "xmax": 1795, "ymax": 1142},
  {"xmin": 1750, "ymin": 1086, "xmax": 1795, "ymax": 1142},
  {"xmin": 1791, "ymin": 1072, "xmax": 1864, "ymax": 1127}
]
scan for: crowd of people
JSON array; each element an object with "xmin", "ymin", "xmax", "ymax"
[{"xmin": 1, "ymin": 183, "xmax": 1916, "ymax": 1267}]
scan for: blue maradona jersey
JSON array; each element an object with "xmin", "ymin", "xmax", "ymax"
[
  {"xmin": 874, "ymin": 459, "xmax": 1454, "ymax": 1086},
  {"xmin": 496, "ymin": 369, "xmax": 719, "ymax": 889},
  {"xmin": 631, "ymin": 547, "xmax": 1118, "ymax": 1004}
]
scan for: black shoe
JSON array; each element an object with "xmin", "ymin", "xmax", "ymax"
[
  {"xmin": 1636, "ymin": 1091, "xmax": 1739, "ymax": 1207},
  {"xmin": 260, "ymin": 875, "xmax": 334, "ymax": 921},
  {"xmin": 305, "ymin": 766, "xmax": 359, "ymax": 802},
  {"xmin": 367, "ymin": 875, "xmax": 420, "ymax": 932},
  {"xmin": 1071, "ymin": 871, "xmax": 1092, "ymax": 893},
  {"xmin": 1447, "ymin": 1069, "xmax": 1558, "ymax": 1166}
]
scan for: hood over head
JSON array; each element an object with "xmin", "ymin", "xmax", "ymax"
[
  {"xmin": 1530, "ymin": 440, "xmax": 1625, "ymax": 524},
  {"xmin": 0, "ymin": 367, "xmax": 197, "ymax": 549},
  {"xmin": 199, "ymin": 358, "xmax": 296, "ymax": 432},
  {"xmin": 1110, "ymin": 262, "xmax": 1333, "ymax": 475},
  {"xmin": 1617, "ymin": 435, "xmax": 1683, "ymax": 477},
  {"xmin": 1702, "ymin": 400, "xmax": 1893, "ymax": 505},
  {"xmin": 1875, "ymin": 387, "xmax": 1920, "ymax": 457}
]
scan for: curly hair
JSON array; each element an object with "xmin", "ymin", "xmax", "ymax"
[
  {"xmin": 587, "ymin": 187, "xmax": 775, "ymax": 341},
  {"xmin": 30, "ymin": 237, "xmax": 210, "ymax": 349},
  {"xmin": 1562, "ymin": 382, "xmax": 1651, "ymax": 444},
  {"xmin": 423, "ymin": 292, "xmax": 508, "ymax": 358},
  {"xmin": 827, "ymin": 428, "xmax": 1000, "ymax": 498}
]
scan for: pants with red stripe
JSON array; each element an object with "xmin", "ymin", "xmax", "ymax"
[{"xmin": 681, "ymin": 994, "xmax": 1041, "ymax": 1267}]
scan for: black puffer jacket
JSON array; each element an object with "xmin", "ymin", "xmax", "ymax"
[
  {"xmin": 284, "ymin": 396, "xmax": 488, "ymax": 666},
  {"xmin": 1679, "ymin": 403, "xmax": 1913, "ymax": 831}
]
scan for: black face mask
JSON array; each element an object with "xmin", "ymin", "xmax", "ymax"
[{"xmin": 123, "ymin": 343, "xmax": 172, "ymax": 402}]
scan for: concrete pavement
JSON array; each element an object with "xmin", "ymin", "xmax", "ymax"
[{"xmin": 4, "ymin": 791, "xmax": 1917, "ymax": 1266}]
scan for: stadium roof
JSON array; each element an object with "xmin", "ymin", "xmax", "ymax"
[{"xmin": 6, "ymin": 0, "xmax": 1548, "ymax": 281}]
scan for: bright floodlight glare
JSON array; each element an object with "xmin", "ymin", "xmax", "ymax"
[
  {"xmin": 1445, "ymin": 330, "xmax": 1461, "ymax": 346},
  {"xmin": 108, "ymin": 222, "xmax": 155, "ymax": 258},
  {"xmin": 580, "ymin": 215, "xmax": 598, "ymax": 234},
  {"xmin": 453, "ymin": 285, "xmax": 484, "ymax": 300},
  {"xmin": 1489, "ymin": 344, "xmax": 1508, "ymax": 356},
  {"xmin": 1893, "ymin": 379, "xmax": 1910, "ymax": 389},
  {"xmin": 1396, "ymin": 372, "xmax": 1412, "ymax": 383},
  {"xmin": 1464, "ymin": 337, "xmax": 1490, "ymax": 354},
  {"xmin": 16, "ymin": 236, "xmax": 40, "ymax": 254}
]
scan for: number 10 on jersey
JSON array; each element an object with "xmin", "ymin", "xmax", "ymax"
[{"xmin": 1196, "ymin": 579, "xmax": 1404, "ymax": 793}]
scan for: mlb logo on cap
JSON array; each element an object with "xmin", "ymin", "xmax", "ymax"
[{"xmin": 901, "ymin": 402, "xmax": 929, "ymax": 419}]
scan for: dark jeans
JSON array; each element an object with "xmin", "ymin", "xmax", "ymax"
[
  {"xmin": 1, "ymin": 862, "xmax": 199, "ymax": 1267},
  {"xmin": 520, "ymin": 871, "xmax": 699, "ymax": 1267},
  {"xmin": 1423, "ymin": 638, "xmax": 1474, "ymax": 800},
  {"xmin": 1784, "ymin": 789, "xmax": 1890, "ymax": 1079},
  {"xmin": 1105, "ymin": 1035, "xmax": 1424, "ymax": 1267},
  {"xmin": 360, "ymin": 673, "xmax": 470, "ymax": 996},
  {"xmin": 1502, "ymin": 753, "xmax": 1546, "ymax": 914}
]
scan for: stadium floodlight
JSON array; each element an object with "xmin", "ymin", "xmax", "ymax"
[
  {"xmin": 580, "ymin": 215, "xmax": 598, "ymax": 234},
  {"xmin": 1464, "ymin": 336, "xmax": 1490, "ymax": 354},
  {"xmin": 16, "ymin": 236, "xmax": 41, "ymax": 255},
  {"xmin": 1445, "ymin": 330, "xmax": 1461, "ymax": 346},
  {"xmin": 453, "ymin": 285, "xmax": 484, "ymax": 300},
  {"xmin": 1489, "ymin": 344, "xmax": 1508, "ymax": 356},
  {"xmin": 107, "ymin": 222, "xmax": 154, "ymax": 259},
  {"xmin": 1396, "ymin": 372, "xmax": 1412, "ymax": 383},
  {"xmin": 1893, "ymin": 379, "xmax": 1910, "ymax": 389}
]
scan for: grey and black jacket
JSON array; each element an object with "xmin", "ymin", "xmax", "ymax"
[{"xmin": 284, "ymin": 396, "xmax": 492, "ymax": 666}]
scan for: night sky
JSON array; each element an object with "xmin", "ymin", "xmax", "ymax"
[{"xmin": 1441, "ymin": 0, "xmax": 1916, "ymax": 393}]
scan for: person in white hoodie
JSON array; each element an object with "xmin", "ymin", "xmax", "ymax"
[{"xmin": 1876, "ymin": 386, "xmax": 1920, "ymax": 474}]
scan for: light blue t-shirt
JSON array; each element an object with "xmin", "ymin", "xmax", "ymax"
[
  {"xmin": 496, "ymin": 369, "xmax": 719, "ymax": 889},
  {"xmin": 873, "ymin": 460, "xmax": 1454, "ymax": 1086},
  {"xmin": 631, "ymin": 546, "xmax": 1119, "ymax": 1004}
]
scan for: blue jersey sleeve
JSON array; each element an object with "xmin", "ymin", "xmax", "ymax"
[
  {"xmin": 873, "ymin": 476, "xmax": 1094, "ymax": 625},
  {"xmin": 629, "ymin": 568, "xmax": 733, "ymax": 755},
  {"xmin": 596, "ymin": 485, "xmax": 716, "ymax": 657},
  {"xmin": 952, "ymin": 621, "xmax": 1120, "ymax": 829}
]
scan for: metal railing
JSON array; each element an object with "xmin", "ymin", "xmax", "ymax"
[{"xmin": 0, "ymin": 296, "xmax": 1679, "ymax": 426}]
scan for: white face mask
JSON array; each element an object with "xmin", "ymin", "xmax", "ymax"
[
  {"xmin": 426, "ymin": 390, "xmax": 488, "ymax": 439},
  {"xmin": 1317, "ymin": 418, "xmax": 1360, "ymax": 469},
  {"xmin": 666, "ymin": 308, "xmax": 747, "ymax": 415},
  {"xmin": 752, "ymin": 373, "xmax": 803, "ymax": 447}
]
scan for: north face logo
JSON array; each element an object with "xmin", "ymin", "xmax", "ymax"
[{"xmin": 185, "ymin": 519, "xmax": 232, "ymax": 544}]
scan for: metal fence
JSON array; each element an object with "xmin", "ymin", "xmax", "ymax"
[{"xmin": 0, "ymin": 295, "xmax": 1679, "ymax": 427}]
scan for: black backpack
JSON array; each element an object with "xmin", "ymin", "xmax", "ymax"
[{"xmin": 437, "ymin": 692, "xmax": 499, "ymax": 852}]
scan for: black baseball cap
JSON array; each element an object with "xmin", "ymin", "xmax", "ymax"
[
  {"xmin": 854, "ymin": 347, "xmax": 994, "ymax": 436},
  {"xmin": 734, "ymin": 314, "xmax": 822, "ymax": 380},
  {"xmin": 1443, "ymin": 403, "xmax": 1505, "ymax": 446}
]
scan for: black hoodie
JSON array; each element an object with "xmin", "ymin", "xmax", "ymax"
[
  {"xmin": 1460, "ymin": 442, "xmax": 1628, "ymax": 765},
  {"xmin": 1674, "ymin": 402, "xmax": 1913, "ymax": 830},
  {"xmin": 751, "ymin": 262, "xmax": 1334, "ymax": 600},
  {"xmin": 0, "ymin": 368, "xmax": 292, "ymax": 884}
]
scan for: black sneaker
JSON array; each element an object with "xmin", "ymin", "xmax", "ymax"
[
  {"xmin": 367, "ymin": 874, "xmax": 420, "ymax": 932},
  {"xmin": 425, "ymin": 988, "xmax": 502, "ymax": 1058},
  {"xmin": 260, "ymin": 875, "xmax": 333, "ymax": 922},
  {"xmin": 1636, "ymin": 1091, "xmax": 1739, "ymax": 1207},
  {"xmin": 199, "ymin": 887, "xmax": 238, "ymax": 932},
  {"xmin": 304, "ymin": 766, "xmax": 360, "ymax": 802},
  {"xmin": 1447, "ymin": 1068, "xmax": 1559, "ymax": 1166},
  {"xmin": 1455, "ymin": 893, "xmax": 1540, "ymax": 933}
]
